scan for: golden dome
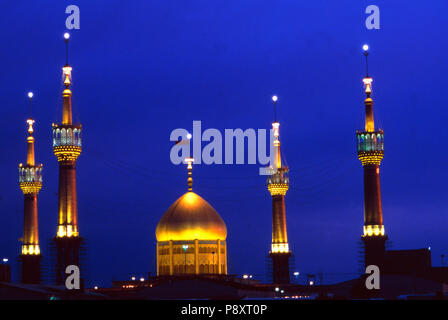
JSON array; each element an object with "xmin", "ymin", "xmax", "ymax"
[{"xmin": 156, "ymin": 191, "xmax": 227, "ymax": 242}]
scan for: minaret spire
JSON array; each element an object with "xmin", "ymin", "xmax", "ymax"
[
  {"xmin": 356, "ymin": 45, "xmax": 387, "ymax": 269},
  {"xmin": 271, "ymin": 95, "xmax": 282, "ymax": 170},
  {"xmin": 26, "ymin": 92, "xmax": 35, "ymax": 166},
  {"xmin": 362, "ymin": 45, "xmax": 374, "ymax": 132},
  {"xmin": 62, "ymin": 32, "xmax": 73, "ymax": 125},
  {"xmin": 267, "ymin": 95, "xmax": 291, "ymax": 284},
  {"xmin": 19, "ymin": 91, "xmax": 43, "ymax": 284}
]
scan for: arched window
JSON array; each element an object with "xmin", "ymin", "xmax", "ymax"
[
  {"xmin": 73, "ymin": 129, "xmax": 78, "ymax": 145},
  {"xmin": 61, "ymin": 129, "xmax": 67, "ymax": 145},
  {"xmin": 67, "ymin": 128, "xmax": 73, "ymax": 145}
]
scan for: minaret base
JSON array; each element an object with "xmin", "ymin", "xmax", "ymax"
[
  {"xmin": 270, "ymin": 252, "xmax": 291, "ymax": 284},
  {"xmin": 53, "ymin": 237, "xmax": 83, "ymax": 285},
  {"xmin": 362, "ymin": 236, "xmax": 387, "ymax": 270},
  {"xmin": 19, "ymin": 254, "xmax": 42, "ymax": 284}
]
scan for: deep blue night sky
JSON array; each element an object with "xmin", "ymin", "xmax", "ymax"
[{"xmin": 0, "ymin": 1, "xmax": 447, "ymax": 286}]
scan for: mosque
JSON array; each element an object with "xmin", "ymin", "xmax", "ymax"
[{"xmin": 2, "ymin": 34, "xmax": 448, "ymax": 300}]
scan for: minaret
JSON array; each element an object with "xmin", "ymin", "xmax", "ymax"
[
  {"xmin": 52, "ymin": 33, "xmax": 83, "ymax": 285},
  {"xmin": 267, "ymin": 95, "xmax": 291, "ymax": 284},
  {"xmin": 18, "ymin": 92, "xmax": 43, "ymax": 284},
  {"xmin": 356, "ymin": 45, "xmax": 387, "ymax": 269}
]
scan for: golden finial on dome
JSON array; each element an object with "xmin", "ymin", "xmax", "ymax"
[{"xmin": 185, "ymin": 157, "xmax": 194, "ymax": 192}]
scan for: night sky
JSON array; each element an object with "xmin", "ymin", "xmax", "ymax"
[{"xmin": 1, "ymin": 1, "xmax": 447, "ymax": 287}]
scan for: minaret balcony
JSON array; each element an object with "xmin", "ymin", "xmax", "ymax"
[
  {"xmin": 52, "ymin": 124, "xmax": 82, "ymax": 161},
  {"xmin": 356, "ymin": 130, "xmax": 384, "ymax": 166},
  {"xmin": 19, "ymin": 164, "xmax": 43, "ymax": 194},
  {"xmin": 267, "ymin": 168, "xmax": 289, "ymax": 195}
]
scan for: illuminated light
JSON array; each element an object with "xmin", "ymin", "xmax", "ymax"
[
  {"xmin": 67, "ymin": 225, "xmax": 73, "ymax": 237},
  {"xmin": 64, "ymin": 33, "xmax": 70, "ymax": 40},
  {"xmin": 363, "ymin": 44, "xmax": 369, "ymax": 51},
  {"xmin": 27, "ymin": 119, "xmax": 35, "ymax": 134},
  {"xmin": 131, "ymin": 276, "xmax": 136, "ymax": 281},
  {"xmin": 140, "ymin": 278, "xmax": 145, "ymax": 282},
  {"xmin": 272, "ymin": 95, "xmax": 278, "ymax": 102},
  {"xmin": 272, "ymin": 122, "xmax": 280, "ymax": 138},
  {"xmin": 182, "ymin": 245, "xmax": 189, "ymax": 251},
  {"xmin": 280, "ymin": 290, "xmax": 284, "ymax": 294},
  {"xmin": 56, "ymin": 224, "xmax": 79, "ymax": 238},
  {"xmin": 267, "ymin": 183, "xmax": 289, "ymax": 196},
  {"xmin": 21, "ymin": 245, "xmax": 40, "ymax": 256},
  {"xmin": 357, "ymin": 151, "xmax": 384, "ymax": 166},
  {"xmin": 271, "ymin": 243, "xmax": 289, "ymax": 253},
  {"xmin": 293, "ymin": 272, "xmax": 299, "ymax": 276},
  {"xmin": 362, "ymin": 77, "xmax": 373, "ymax": 95},
  {"xmin": 187, "ymin": 133, "xmax": 192, "ymax": 140},
  {"xmin": 57, "ymin": 225, "xmax": 66, "ymax": 238},
  {"xmin": 19, "ymin": 182, "xmax": 42, "ymax": 195},
  {"xmin": 363, "ymin": 225, "xmax": 385, "ymax": 237},
  {"xmin": 275, "ymin": 287, "xmax": 280, "ymax": 292},
  {"xmin": 243, "ymin": 274, "xmax": 248, "ymax": 279},
  {"xmin": 309, "ymin": 281, "xmax": 314, "ymax": 286},
  {"xmin": 28, "ymin": 92, "xmax": 33, "ymax": 99},
  {"xmin": 94, "ymin": 286, "xmax": 98, "ymax": 290},
  {"xmin": 62, "ymin": 66, "xmax": 72, "ymax": 76},
  {"xmin": 2, "ymin": 258, "xmax": 8, "ymax": 263},
  {"xmin": 53, "ymin": 145, "xmax": 82, "ymax": 162}
]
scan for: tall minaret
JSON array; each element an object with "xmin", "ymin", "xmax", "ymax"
[
  {"xmin": 267, "ymin": 95, "xmax": 291, "ymax": 284},
  {"xmin": 52, "ymin": 33, "xmax": 83, "ymax": 285},
  {"xmin": 18, "ymin": 92, "xmax": 43, "ymax": 284},
  {"xmin": 356, "ymin": 45, "xmax": 387, "ymax": 269}
]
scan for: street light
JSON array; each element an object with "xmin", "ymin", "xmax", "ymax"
[{"xmin": 2, "ymin": 258, "xmax": 8, "ymax": 263}]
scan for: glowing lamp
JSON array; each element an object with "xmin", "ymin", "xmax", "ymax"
[
  {"xmin": 272, "ymin": 95, "xmax": 278, "ymax": 102},
  {"xmin": 28, "ymin": 92, "xmax": 33, "ymax": 99},
  {"xmin": 186, "ymin": 133, "xmax": 192, "ymax": 140},
  {"xmin": 64, "ymin": 33, "xmax": 70, "ymax": 40},
  {"xmin": 363, "ymin": 44, "xmax": 369, "ymax": 51}
]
